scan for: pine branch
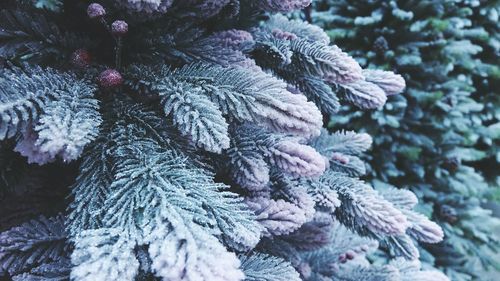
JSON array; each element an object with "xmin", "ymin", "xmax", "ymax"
[
  {"xmin": 0, "ymin": 66, "xmax": 57, "ymax": 140},
  {"xmin": 16, "ymin": 79, "xmax": 100, "ymax": 164},
  {"xmin": 144, "ymin": 207, "xmax": 244, "ymax": 281},
  {"xmin": 382, "ymin": 234, "xmax": 420, "ymax": 260},
  {"xmin": 295, "ymin": 76, "xmax": 341, "ymax": 115},
  {"xmin": 227, "ymin": 124, "xmax": 325, "ymax": 191},
  {"xmin": 302, "ymin": 220, "xmax": 379, "ymax": 274},
  {"xmin": 282, "ymin": 213, "xmax": 334, "ymax": 251},
  {"xmin": 0, "ymin": 10, "xmax": 89, "ymax": 61},
  {"xmin": 12, "ymin": 259, "xmax": 71, "ymax": 281},
  {"xmin": 288, "ymin": 39, "xmax": 363, "ymax": 84},
  {"xmin": 105, "ymin": 140, "xmax": 261, "ymax": 246},
  {"xmin": 0, "ymin": 65, "xmax": 97, "ymax": 156},
  {"xmin": 66, "ymin": 138, "xmax": 114, "ymax": 237},
  {"xmin": 67, "ymin": 97, "xmax": 198, "ymax": 237},
  {"xmin": 70, "ymin": 228, "xmax": 139, "ymax": 281},
  {"xmin": 318, "ymin": 171, "xmax": 409, "ymax": 236},
  {"xmin": 245, "ymin": 196, "xmax": 308, "ymax": 236},
  {"xmin": 239, "ymin": 253, "xmax": 301, "ymax": 281},
  {"xmin": 0, "ymin": 214, "xmax": 68, "ymax": 277},
  {"xmin": 335, "ymin": 79, "xmax": 388, "ymax": 110},
  {"xmin": 162, "ymin": 80, "xmax": 230, "ymax": 153},
  {"xmin": 311, "ymin": 129, "xmax": 373, "ymax": 157},
  {"xmin": 126, "ymin": 62, "xmax": 323, "ymax": 141},
  {"xmin": 264, "ymin": 14, "xmax": 330, "ymax": 45}
]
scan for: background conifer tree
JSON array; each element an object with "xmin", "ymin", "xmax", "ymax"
[{"xmin": 312, "ymin": 0, "xmax": 500, "ymax": 280}]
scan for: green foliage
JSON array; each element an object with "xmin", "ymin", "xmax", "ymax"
[
  {"xmin": 313, "ymin": 0, "xmax": 500, "ymax": 279},
  {"xmin": 34, "ymin": 0, "xmax": 63, "ymax": 12}
]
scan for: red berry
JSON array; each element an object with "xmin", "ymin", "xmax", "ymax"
[
  {"xmin": 345, "ymin": 250, "xmax": 355, "ymax": 260},
  {"xmin": 111, "ymin": 20, "xmax": 128, "ymax": 36},
  {"xmin": 71, "ymin": 49, "xmax": 91, "ymax": 68},
  {"xmin": 98, "ymin": 69, "xmax": 123, "ymax": 88},
  {"xmin": 338, "ymin": 253, "xmax": 347, "ymax": 263},
  {"xmin": 87, "ymin": 3, "xmax": 106, "ymax": 19}
]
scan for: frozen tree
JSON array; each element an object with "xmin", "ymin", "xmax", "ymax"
[{"xmin": 0, "ymin": 1, "xmax": 446, "ymax": 280}]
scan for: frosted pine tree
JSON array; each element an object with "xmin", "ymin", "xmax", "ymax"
[
  {"xmin": 460, "ymin": 0, "xmax": 499, "ymax": 187},
  {"xmin": 312, "ymin": 0, "xmax": 500, "ymax": 280},
  {"xmin": 1, "ymin": 1, "xmax": 446, "ymax": 280}
]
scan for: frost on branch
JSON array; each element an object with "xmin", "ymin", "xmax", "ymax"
[
  {"xmin": 28, "ymin": 83, "xmax": 100, "ymax": 163},
  {"xmin": 402, "ymin": 211, "xmax": 444, "ymax": 244},
  {"xmin": 270, "ymin": 140, "xmax": 327, "ymax": 177},
  {"xmin": 250, "ymin": 15, "xmax": 408, "ymax": 113},
  {"xmin": 379, "ymin": 185, "xmax": 444, "ymax": 244},
  {"xmin": 312, "ymin": 129, "xmax": 373, "ymax": 157},
  {"xmin": 102, "ymin": 102, "xmax": 262, "ymax": 249},
  {"xmin": 245, "ymin": 196, "xmax": 308, "ymax": 236},
  {"xmin": 161, "ymin": 80, "xmax": 230, "ymax": 153},
  {"xmin": 12, "ymin": 259, "xmax": 71, "ymax": 281},
  {"xmin": 126, "ymin": 63, "xmax": 323, "ymax": 148},
  {"xmin": 64, "ymin": 98, "xmax": 261, "ymax": 280},
  {"xmin": 314, "ymin": 171, "xmax": 409, "ymax": 236},
  {"xmin": 363, "ymin": 69, "xmax": 406, "ymax": 96},
  {"xmin": 263, "ymin": 219, "xmax": 395, "ymax": 281},
  {"xmin": 226, "ymin": 124, "xmax": 325, "ymax": 191},
  {"xmin": 144, "ymin": 207, "xmax": 244, "ymax": 281},
  {"xmin": 0, "ymin": 66, "xmax": 54, "ymax": 141},
  {"xmin": 14, "ymin": 127, "xmax": 55, "ymax": 165},
  {"xmin": 338, "ymin": 79, "xmax": 388, "ymax": 109},
  {"xmin": 70, "ymin": 228, "xmax": 138, "ymax": 281},
  {"xmin": 265, "ymin": 14, "xmax": 330, "ymax": 45},
  {"xmin": 295, "ymin": 76, "xmax": 341, "ymax": 115},
  {"xmin": 101, "ymin": 142, "xmax": 247, "ymax": 279},
  {"xmin": 209, "ymin": 29, "xmax": 254, "ymax": 50},
  {"xmin": 66, "ymin": 137, "xmax": 114, "ymax": 236},
  {"xmin": 0, "ymin": 65, "xmax": 99, "ymax": 164},
  {"xmin": 289, "ymin": 40, "xmax": 363, "ymax": 85},
  {"xmin": 185, "ymin": 29, "xmax": 259, "ymax": 70},
  {"xmin": 239, "ymin": 174, "xmax": 315, "ymax": 240},
  {"xmin": 254, "ymin": 0, "xmax": 312, "ymax": 13},
  {"xmin": 310, "ymin": 129, "xmax": 372, "ymax": 176},
  {"xmin": 239, "ymin": 253, "xmax": 301, "ymax": 281},
  {"xmin": 283, "ymin": 213, "xmax": 334, "ymax": 251}
]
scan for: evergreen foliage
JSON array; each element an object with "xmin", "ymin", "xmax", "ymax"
[
  {"xmin": 312, "ymin": 0, "xmax": 500, "ymax": 280},
  {"xmin": 0, "ymin": 0, "xmax": 486, "ymax": 280}
]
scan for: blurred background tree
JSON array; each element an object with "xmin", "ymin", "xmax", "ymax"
[{"xmin": 312, "ymin": 0, "xmax": 500, "ymax": 280}]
